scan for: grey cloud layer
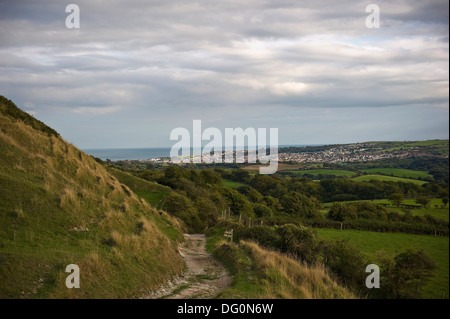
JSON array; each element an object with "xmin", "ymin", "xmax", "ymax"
[{"xmin": 0, "ymin": 0, "xmax": 448, "ymax": 147}]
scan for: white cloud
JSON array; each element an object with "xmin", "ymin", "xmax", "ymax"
[
  {"xmin": 71, "ymin": 106, "xmax": 123, "ymax": 115},
  {"xmin": 0, "ymin": 0, "xmax": 447, "ymax": 147}
]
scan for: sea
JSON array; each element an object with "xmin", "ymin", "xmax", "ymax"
[
  {"xmin": 83, "ymin": 148, "xmax": 172, "ymax": 161},
  {"xmin": 83, "ymin": 145, "xmax": 318, "ymax": 161}
]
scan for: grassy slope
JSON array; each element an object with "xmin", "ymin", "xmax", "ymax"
[
  {"xmin": 212, "ymin": 240, "xmax": 355, "ymax": 299},
  {"xmin": 206, "ymin": 226, "xmax": 355, "ymax": 299},
  {"xmin": 361, "ymin": 168, "xmax": 432, "ymax": 179},
  {"xmin": 373, "ymin": 139, "xmax": 449, "ymax": 156},
  {"xmin": 107, "ymin": 168, "xmax": 172, "ymax": 208},
  {"xmin": 0, "ymin": 97, "xmax": 184, "ymax": 298},
  {"xmin": 353, "ymin": 175, "xmax": 427, "ymax": 185},
  {"xmin": 223, "ymin": 179, "xmax": 247, "ymax": 189},
  {"xmin": 107, "ymin": 168, "xmax": 183, "ymax": 240},
  {"xmin": 288, "ymin": 169, "xmax": 356, "ymax": 177},
  {"xmin": 316, "ymin": 229, "xmax": 449, "ymax": 299}
]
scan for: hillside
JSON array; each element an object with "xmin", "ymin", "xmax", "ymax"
[
  {"xmin": 0, "ymin": 96, "xmax": 184, "ymax": 298},
  {"xmin": 213, "ymin": 240, "xmax": 356, "ymax": 299}
]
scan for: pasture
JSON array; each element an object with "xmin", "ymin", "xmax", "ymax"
[
  {"xmin": 361, "ymin": 168, "xmax": 432, "ymax": 180},
  {"xmin": 287, "ymin": 169, "xmax": 357, "ymax": 177},
  {"xmin": 223, "ymin": 179, "xmax": 247, "ymax": 189},
  {"xmin": 353, "ymin": 175, "xmax": 427, "ymax": 185},
  {"xmin": 316, "ymin": 228, "xmax": 449, "ymax": 299}
]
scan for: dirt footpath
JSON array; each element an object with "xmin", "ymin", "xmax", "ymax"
[{"xmin": 146, "ymin": 234, "xmax": 232, "ymax": 299}]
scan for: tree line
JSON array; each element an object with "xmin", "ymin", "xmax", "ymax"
[{"xmin": 125, "ymin": 165, "xmax": 448, "ymax": 235}]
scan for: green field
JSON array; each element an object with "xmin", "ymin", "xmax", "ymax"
[
  {"xmin": 316, "ymin": 228, "xmax": 449, "ymax": 299},
  {"xmin": 287, "ymin": 169, "xmax": 357, "ymax": 177},
  {"xmin": 372, "ymin": 199, "xmax": 449, "ymax": 222},
  {"xmin": 361, "ymin": 168, "xmax": 432, "ymax": 180},
  {"xmin": 374, "ymin": 139, "xmax": 449, "ymax": 156},
  {"xmin": 223, "ymin": 179, "xmax": 247, "ymax": 189},
  {"xmin": 322, "ymin": 198, "xmax": 449, "ymax": 222},
  {"xmin": 353, "ymin": 175, "xmax": 427, "ymax": 185},
  {"xmin": 108, "ymin": 167, "xmax": 172, "ymax": 207}
]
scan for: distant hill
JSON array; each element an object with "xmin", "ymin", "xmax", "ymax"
[
  {"xmin": 0, "ymin": 96, "xmax": 184, "ymax": 298},
  {"xmin": 279, "ymin": 139, "xmax": 449, "ymax": 156}
]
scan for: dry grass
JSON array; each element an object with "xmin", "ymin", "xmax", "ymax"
[
  {"xmin": 240, "ymin": 241, "xmax": 356, "ymax": 299},
  {"xmin": 59, "ymin": 187, "xmax": 80, "ymax": 211},
  {"xmin": 0, "ymin": 102, "xmax": 185, "ymax": 298}
]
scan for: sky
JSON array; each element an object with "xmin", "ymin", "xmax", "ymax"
[{"xmin": 0, "ymin": 0, "xmax": 448, "ymax": 149}]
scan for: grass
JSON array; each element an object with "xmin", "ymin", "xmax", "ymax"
[
  {"xmin": 287, "ymin": 169, "xmax": 357, "ymax": 177},
  {"xmin": 361, "ymin": 168, "xmax": 432, "ymax": 180},
  {"xmin": 372, "ymin": 199, "xmax": 449, "ymax": 222},
  {"xmin": 316, "ymin": 228, "xmax": 449, "ymax": 299},
  {"xmin": 353, "ymin": 175, "xmax": 427, "ymax": 185},
  {"xmin": 223, "ymin": 179, "xmax": 247, "ymax": 189},
  {"xmin": 107, "ymin": 168, "xmax": 172, "ymax": 207},
  {"xmin": 211, "ymin": 239, "xmax": 355, "ymax": 299},
  {"xmin": 322, "ymin": 198, "xmax": 449, "ymax": 222},
  {"xmin": 207, "ymin": 225, "xmax": 355, "ymax": 299},
  {"xmin": 374, "ymin": 140, "xmax": 449, "ymax": 156},
  {"xmin": 0, "ymin": 97, "xmax": 185, "ymax": 298},
  {"xmin": 243, "ymin": 163, "xmax": 306, "ymax": 172}
]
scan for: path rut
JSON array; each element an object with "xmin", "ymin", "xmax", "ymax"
[{"xmin": 146, "ymin": 234, "xmax": 232, "ymax": 299}]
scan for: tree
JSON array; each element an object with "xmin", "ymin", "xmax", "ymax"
[
  {"xmin": 281, "ymin": 192, "xmax": 321, "ymax": 219},
  {"xmin": 415, "ymin": 196, "xmax": 430, "ymax": 209},
  {"xmin": 164, "ymin": 192, "xmax": 192, "ymax": 215},
  {"xmin": 442, "ymin": 197, "xmax": 449, "ymax": 208},
  {"xmin": 388, "ymin": 193, "xmax": 404, "ymax": 207},
  {"xmin": 263, "ymin": 196, "xmax": 282, "ymax": 212},
  {"xmin": 222, "ymin": 188, "xmax": 254, "ymax": 217},
  {"xmin": 322, "ymin": 239, "xmax": 368, "ymax": 291},
  {"xmin": 275, "ymin": 224, "xmax": 321, "ymax": 263},
  {"xmin": 195, "ymin": 198, "xmax": 218, "ymax": 229},
  {"xmin": 245, "ymin": 187, "xmax": 264, "ymax": 204},
  {"xmin": 230, "ymin": 169, "xmax": 251, "ymax": 183},
  {"xmin": 164, "ymin": 192, "xmax": 202, "ymax": 232},
  {"xmin": 253, "ymin": 204, "xmax": 273, "ymax": 218},
  {"xmin": 327, "ymin": 202, "xmax": 357, "ymax": 222},
  {"xmin": 378, "ymin": 250, "xmax": 436, "ymax": 299}
]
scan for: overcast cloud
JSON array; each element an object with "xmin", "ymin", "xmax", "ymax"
[{"xmin": 0, "ymin": 0, "xmax": 448, "ymax": 148}]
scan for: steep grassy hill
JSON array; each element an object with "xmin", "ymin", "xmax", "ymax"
[{"xmin": 0, "ymin": 96, "xmax": 184, "ymax": 298}]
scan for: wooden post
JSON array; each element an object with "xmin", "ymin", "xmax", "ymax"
[
  {"xmin": 239, "ymin": 214, "xmax": 242, "ymax": 223},
  {"xmin": 228, "ymin": 207, "xmax": 231, "ymax": 219},
  {"xmin": 260, "ymin": 220, "xmax": 263, "ymax": 226},
  {"xmin": 224, "ymin": 229, "xmax": 234, "ymax": 242},
  {"xmin": 340, "ymin": 222, "xmax": 343, "ymax": 230}
]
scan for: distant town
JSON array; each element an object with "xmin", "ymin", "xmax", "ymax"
[{"xmin": 110, "ymin": 140, "xmax": 448, "ymax": 165}]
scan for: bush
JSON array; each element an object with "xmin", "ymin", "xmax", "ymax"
[
  {"xmin": 275, "ymin": 224, "xmax": 321, "ymax": 264},
  {"xmin": 377, "ymin": 249, "xmax": 436, "ymax": 299},
  {"xmin": 281, "ymin": 192, "xmax": 322, "ymax": 219},
  {"xmin": 322, "ymin": 239, "xmax": 368, "ymax": 292},
  {"xmin": 241, "ymin": 226, "xmax": 279, "ymax": 247}
]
